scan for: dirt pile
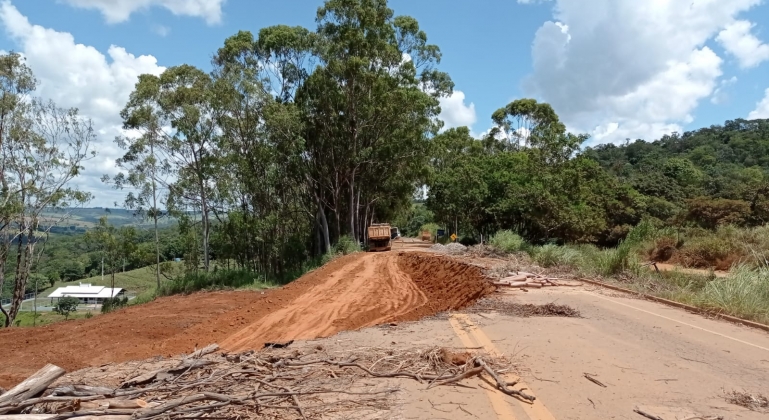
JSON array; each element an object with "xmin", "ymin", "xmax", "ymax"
[
  {"xmin": 394, "ymin": 252, "xmax": 495, "ymax": 322},
  {"xmin": 0, "ymin": 251, "xmax": 493, "ymax": 388}
]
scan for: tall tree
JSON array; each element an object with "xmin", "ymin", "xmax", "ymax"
[
  {"xmin": 111, "ymin": 73, "xmax": 174, "ymax": 288},
  {"xmin": 0, "ymin": 54, "xmax": 95, "ymax": 326}
]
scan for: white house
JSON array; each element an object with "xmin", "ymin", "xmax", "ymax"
[{"xmin": 49, "ymin": 283, "xmax": 125, "ymax": 305}]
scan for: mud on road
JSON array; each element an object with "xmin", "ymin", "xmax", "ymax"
[{"xmin": 0, "ymin": 251, "xmax": 493, "ymax": 388}]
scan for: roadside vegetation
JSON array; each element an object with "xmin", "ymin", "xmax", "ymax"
[{"xmin": 481, "ymin": 223, "xmax": 769, "ymax": 325}]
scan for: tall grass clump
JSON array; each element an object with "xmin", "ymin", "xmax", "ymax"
[
  {"xmin": 576, "ymin": 220, "xmax": 656, "ymax": 276},
  {"xmin": 157, "ymin": 269, "xmax": 277, "ymax": 296},
  {"xmin": 532, "ymin": 244, "xmax": 582, "ymax": 268},
  {"xmin": 489, "ymin": 230, "xmax": 526, "ymax": 254},
  {"xmin": 694, "ymin": 263, "xmax": 769, "ymax": 323}
]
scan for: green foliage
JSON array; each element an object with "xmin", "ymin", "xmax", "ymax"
[
  {"xmin": 101, "ymin": 296, "xmax": 129, "ymax": 314},
  {"xmin": 489, "ymin": 230, "xmax": 526, "ymax": 254},
  {"xmin": 84, "ymin": 311, "xmax": 93, "ymax": 319},
  {"xmin": 532, "ymin": 244, "xmax": 581, "ymax": 268},
  {"xmin": 157, "ymin": 270, "xmax": 276, "ymax": 296},
  {"xmin": 694, "ymin": 264, "xmax": 769, "ymax": 323},
  {"xmin": 334, "ymin": 235, "xmax": 360, "ymax": 255},
  {"xmin": 53, "ymin": 297, "xmax": 80, "ymax": 320}
]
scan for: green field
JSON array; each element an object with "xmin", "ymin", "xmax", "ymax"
[{"xmin": 40, "ymin": 265, "xmax": 166, "ymax": 298}]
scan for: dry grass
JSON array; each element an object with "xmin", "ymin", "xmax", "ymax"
[
  {"xmin": 724, "ymin": 390, "xmax": 769, "ymax": 412},
  {"xmin": 467, "ymin": 297, "xmax": 581, "ymax": 318}
]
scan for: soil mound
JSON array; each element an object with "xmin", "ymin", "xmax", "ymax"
[{"xmin": 0, "ymin": 252, "xmax": 493, "ymax": 388}]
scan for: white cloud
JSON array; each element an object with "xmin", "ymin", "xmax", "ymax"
[
  {"xmin": 152, "ymin": 24, "xmax": 171, "ymax": 37},
  {"xmin": 749, "ymin": 88, "xmax": 769, "ymax": 119},
  {"xmin": 438, "ymin": 90, "xmax": 477, "ymax": 131},
  {"xmin": 716, "ymin": 20, "xmax": 769, "ymax": 69},
  {"xmin": 58, "ymin": 0, "xmax": 226, "ymax": 25},
  {"xmin": 524, "ymin": 0, "xmax": 763, "ymax": 144},
  {"xmin": 0, "ymin": 0, "xmax": 166, "ymax": 206},
  {"xmin": 711, "ymin": 76, "xmax": 738, "ymax": 104}
]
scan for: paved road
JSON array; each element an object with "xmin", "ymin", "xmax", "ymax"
[{"xmin": 327, "ymin": 284, "xmax": 769, "ymax": 419}]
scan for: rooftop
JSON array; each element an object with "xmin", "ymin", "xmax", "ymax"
[{"xmin": 48, "ymin": 283, "xmax": 124, "ymax": 299}]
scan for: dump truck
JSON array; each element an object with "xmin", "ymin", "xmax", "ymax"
[{"xmin": 367, "ymin": 223, "xmax": 393, "ymax": 252}]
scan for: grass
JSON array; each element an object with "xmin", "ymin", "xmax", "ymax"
[
  {"xmin": 498, "ymin": 221, "xmax": 769, "ymax": 325},
  {"xmin": 40, "ymin": 265, "xmax": 165, "ymax": 298},
  {"xmin": 489, "ymin": 230, "xmax": 526, "ymax": 254},
  {"xmin": 9, "ymin": 310, "xmax": 95, "ymax": 327}
]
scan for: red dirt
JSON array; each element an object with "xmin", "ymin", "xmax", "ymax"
[{"xmin": 0, "ymin": 251, "xmax": 493, "ymax": 387}]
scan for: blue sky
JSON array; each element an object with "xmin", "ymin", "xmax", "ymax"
[{"xmin": 1, "ymin": 0, "xmax": 769, "ymax": 205}]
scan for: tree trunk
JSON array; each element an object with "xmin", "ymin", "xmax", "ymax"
[
  {"xmin": 0, "ymin": 364, "xmax": 66, "ymax": 411},
  {"xmin": 319, "ymin": 203, "xmax": 330, "ymax": 253},
  {"xmin": 151, "ymin": 139, "xmax": 160, "ymax": 290},
  {"xmin": 8, "ymin": 222, "xmax": 26, "ymax": 326},
  {"xmin": 349, "ymin": 172, "xmax": 356, "ymax": 242}
]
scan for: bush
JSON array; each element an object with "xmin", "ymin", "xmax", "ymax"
[
  {"xmin": 533, "ymin": 245, "xmax": 581, "ymax": 268},
  {"xmin": 53, "ymin": 296, "xmax": 79, "ymax": 320},
  {"xmin": 157, "ymin": 269, "xmax": 264, "ymax": 296},
  {"xmin": 489, "ymin": 230, "xmax": 526, "ymax": 254},
  {"xmin": 101, "ymin": 296, "xmax": 129, "ymax": 314},
  {"xmin": 334, "ymin": 235, "xmax": 360, "ymax": 255}
]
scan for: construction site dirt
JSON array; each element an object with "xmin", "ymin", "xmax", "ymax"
[{"xmin": 0, "ymin": 245, "xmax": 493, "ymax": 388}]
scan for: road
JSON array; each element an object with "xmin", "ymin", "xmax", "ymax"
[
  {"xmin": 1, "ymin": 241, "xmax": 767, "ymax": 419},
  {"xmin": 327, "ymin": 282, "xmax": 769, "ymax": 419}
]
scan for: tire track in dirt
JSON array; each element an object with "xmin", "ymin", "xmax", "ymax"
[
  {"xmin": 0, "ymin": 250, "xmax": 493, "ymax": 387},
  {"xmin": 220, "ymin": 252, "xmax": 430, "ymax": 351}
]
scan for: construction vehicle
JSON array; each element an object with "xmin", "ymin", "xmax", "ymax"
[
  {"xmin": 367, "ymin": 223, "xmax": 397, "ymax": 252},
  {"xmin": 420, "ymin": 230, "xmax": 432, "ymax": 242}
]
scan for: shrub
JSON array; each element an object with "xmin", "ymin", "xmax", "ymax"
[
  {"xmin": 84, "ymin": 311, "xmax": 93, "ymax": 319},
  {"xmin": 489, "ymin": 230, "xmax": 526, "ymax": 254},
  {"xmin": 695, "ymin": 264, "xmax": 769, "ymax": 323},
  {"xmin": 533, "ymin": 245, "xmax": 581, "ymax": 268},
  {"xmin": 157, "ymin": 269, "xmax": 262, "ymax": 296},
  {"xmin": 334, "ymin": 235, "xmax": 360, "ymax": 255},
  {"xmin": 53, "ymin": 296, "xmax": 79, "ymax": 320}
]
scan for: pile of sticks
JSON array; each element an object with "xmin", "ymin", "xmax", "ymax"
[
  {"xmin": 0, "ymin": 344, "xmax": 531, "ymax": 419},
  {"xmin": 492, "ymin": 272, "xmax": 581, "ymax": 289}
]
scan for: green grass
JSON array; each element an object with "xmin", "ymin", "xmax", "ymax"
[
  {"xmin": 489, "ymin": 230, "xmax": 527, "ymax": 254},
  {"xmin": 9, "ymin": 310, "xmax": 95, "ymax": 327},
  {"xmin": 40, "ymin": 265, "xmax": 167, "ymax": 298}
]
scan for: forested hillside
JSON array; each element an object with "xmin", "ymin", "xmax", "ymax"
[{"xmin": 424, "ymin": 110, "xmax": 769, "ymax": 246}]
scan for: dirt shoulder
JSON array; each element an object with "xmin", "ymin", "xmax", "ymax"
[{"xmin": 0, "ymin": 249, "xmax": 491, "ymax": 388}]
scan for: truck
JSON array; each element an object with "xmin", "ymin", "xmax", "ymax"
[{"xmin": 367, "ymin": 223, "xmax": 397, "ymax": 252}]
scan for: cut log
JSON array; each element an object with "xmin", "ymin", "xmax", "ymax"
[
  {"xmin": 501, "ymin": 274, "xmax": 529, "ymax": 282},
  {"xmin": 51, "ymin": 385, "xmax": 115, "ymax": 397},
  {"xmin": 0, "ymin": 416, "xmax": 57, "ymax": 420},
  {"xmin": 185, "ymin": 344, "xmax": 219, "ymax": 359},
  {"xmin": 0, "ymin": 364, "xmax": 66, "ymax": 414}
]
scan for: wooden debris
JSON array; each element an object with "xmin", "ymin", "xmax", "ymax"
[
  {"xmin": 583, "ymin": 373, "xmax": 607, "ymax": 388},
  {"xmin": 0, "ymin": 364, "xmax": 66, "ymax": 414},
  {"xmin": 634, "ymin": 408, "xmax": 664, "ymax": 420},
  {"xmin": 1, "ymin": 344, "xmax": 527, "ymax": 419}
]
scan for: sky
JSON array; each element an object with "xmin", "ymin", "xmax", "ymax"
[{"xmin": 1, "ymin": 0, "xmax": 769, "ymax": 207}]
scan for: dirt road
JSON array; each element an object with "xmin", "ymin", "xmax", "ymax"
[{"xmin": 0, "ymin": 246, "xmax": 492, "ymax": 387}]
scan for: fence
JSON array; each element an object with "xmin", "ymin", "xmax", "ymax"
[{"xmin": 1, "ymin": 292, "xmax": 36, "ymax": 306}]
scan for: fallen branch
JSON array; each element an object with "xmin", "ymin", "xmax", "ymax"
[
  {"xmin": 634, "ymin": 408, "xmax": 664, "ymax": 420},
  {"xmin": 475, "ymin": 358, "xmax": 535, "ymax": 402},
  {"xmin": 583, "ymin": 373, "xmax": 607, "ymax": 388}
]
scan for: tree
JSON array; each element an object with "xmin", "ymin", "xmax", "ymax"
[
  {"xmin": 53, "ymin": 296, "xmax": 79, "ymax": 320},
  {"xmin": 109, "ymin": 73, "xmax": 174, "ymax": 289},
  {"xmin": 0, "ymin": 53, "xmax": 95, "ymax": 327},
  {"xmin": 84, "ymin": 216, "xmax": 138, "ymax": 297}
]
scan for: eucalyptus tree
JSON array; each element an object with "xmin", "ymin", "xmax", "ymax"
[{"xmin": 0, "ymin": 53, "xmax": 95, "ymax": 326}]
